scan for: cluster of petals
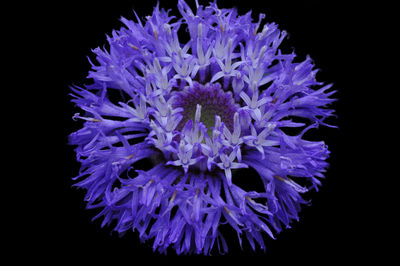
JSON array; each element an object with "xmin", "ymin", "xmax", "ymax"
[{"xmin": 70, "ymin": 0, "xmax": 335, "ymax": 254}]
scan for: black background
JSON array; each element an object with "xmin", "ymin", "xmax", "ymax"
[{"xmin": 15, "ymin": 0, "xmax": 388, "ymax": 264}]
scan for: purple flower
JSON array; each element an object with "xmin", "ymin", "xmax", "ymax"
[{"xmin": 69, "ymin": 0, "xmax": 336, "ymax": 254}]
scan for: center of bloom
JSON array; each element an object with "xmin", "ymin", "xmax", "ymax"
[{"xmin": 173, "ymin": 82, "xmax": 238, "ymax": 132}]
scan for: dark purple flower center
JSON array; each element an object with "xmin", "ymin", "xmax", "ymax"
[{"xmin": 173, "ymin": 83, "xmax": 238, "ymax": 132}]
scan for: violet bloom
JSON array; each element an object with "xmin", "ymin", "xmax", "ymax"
[{"xmin": 69, "ymin": 0, "xmax": 335, "ymax": 254}]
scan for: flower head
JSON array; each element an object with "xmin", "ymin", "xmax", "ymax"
[{"xmin": 69, "ymin": 0, "xmax": 336, "ymax": 254}]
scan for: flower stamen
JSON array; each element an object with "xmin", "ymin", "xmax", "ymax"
[{"xmin": 173, "ymin": 82, "xmax": 238, "ymax": 133}]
